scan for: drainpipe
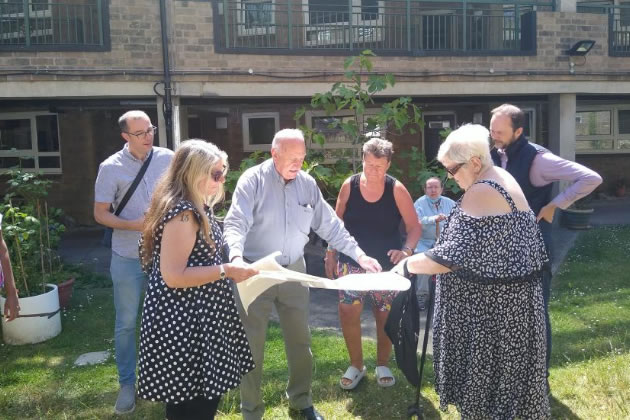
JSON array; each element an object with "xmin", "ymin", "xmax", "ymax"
[{"xmin": 159, "ymin": 0, "xmax": 174, "ymax": 149}]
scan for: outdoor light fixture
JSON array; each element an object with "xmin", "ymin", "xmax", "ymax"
[{"xmin": 566, "ymin": 40, "xmax": 595, "ymax": 56}]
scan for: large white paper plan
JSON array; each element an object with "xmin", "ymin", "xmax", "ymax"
[{"xmin": 235, "ymin": 252, "xmax": 410, "ymax": 314}]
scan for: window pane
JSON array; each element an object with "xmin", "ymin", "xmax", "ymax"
[
  {"xmin": 361, "ymin": 0, "xmax": 379, "ymax": 20},
  {"xmin": 618, "ymin": 139, "xmax": 630, "ymax": 150},
  {"xmin": 0, "ymin": 119, "xmax": 32, "ymax": 151},
  {"xmin": 575, "ymin": 111, "xmax": 611, "ymax": 136},
  {"xmin": 244, "ymin": 1, "xmax": 273, "ymax": 29},
  {"xmin": 576, "ymin": 139, "xmax": 614, "ymax": 150},
  {"xmin": 36, "ymin": 115, "xmax": 60, "ymax": 152},
  {"xmin": 313, "ymin": 116, "xmax": 354, "ymax": 144},
  {"xmin": 618, "ymin": 110, "xmax": 630, "ymax": 135},
  {"xmin": 309, "ymin": 0, "xmax": 349, "ymax": 24},
  {"xmin": 38, "ymin": 156, "xmax": 61, "ymax": 168},
  {"xmin": 0, "ymin": 156, "xmax": 35, "ymax": 169},
  {"xmin": 248, "ymin": 117, "xmax": 276, "ymax": 145}
]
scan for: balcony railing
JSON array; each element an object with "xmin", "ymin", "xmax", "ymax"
[
  {"xmin": 214, "ymin": 0, "xmax": 555, "ymax": 55},
  {"xmin": 578, "ymin": 1, "xmax": 630, "ymax": 56},
  {"xmin": 0, "ymin": 0, "xmax": 109, "ymax": 51}
]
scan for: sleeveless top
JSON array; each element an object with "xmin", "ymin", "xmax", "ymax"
[
  {"xmin": 137, "ymin": 200, "xmax": 255, "ymax": 403},
  {"xmin": 428, "ymin": 180, "xmax": 550, "ymax": 418},
  {"xmin": 339, "ymin": 174, "xmax": 402, "ymax": 270}
]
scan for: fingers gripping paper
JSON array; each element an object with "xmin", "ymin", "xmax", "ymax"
[{"xmin": 236, "ymin": 252, "xmax": 410, "ymax": 314}]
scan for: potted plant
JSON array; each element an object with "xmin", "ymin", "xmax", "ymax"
[
  {"xmin": 0, "ymin": 169, "xmax": 70, "ymax": 345},
  {"xmin": 560, "ymin": 195, "xmax": 595, "ymax": 230}
]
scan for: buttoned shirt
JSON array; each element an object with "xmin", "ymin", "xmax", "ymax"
[
  {"xmin": 496, "ymin": 149, "xmax": 602, "ymax": 209},
  {"xmin": 224, "ymin": 159, "xmax": 364, "ymax": 266},
  {"xmin": 414, "ymin": 195, "xmax": 456, "ymax": 253},
  {"xmin": 94, "ymin": 144, "xmax": 173, "ymax": 259}
]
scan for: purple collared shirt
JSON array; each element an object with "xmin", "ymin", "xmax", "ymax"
[{"xmin": 496, "ymin": 149, "xmax": 602, "ymax": 210}]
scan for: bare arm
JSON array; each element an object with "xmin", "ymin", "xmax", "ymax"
[
  {"xmin": 0, "ymin": 230, "xmax": 20, "ymax": 321},
  {"xmin": 389, "ymin": 181, "xmax": 422, "ymax": 263},
  {"xmin": 324, "ymin": 179, "xmax": 351, "ymax": 279},
  {"xmin": 94, "ymin": 201, "xmax": 144, "ymax": 231},
  {"xmin": 392, "ymin": 252, "xmax": 451, "ymax": 276},
  {"xmin": 159, "ymin": 210, "xmax": 258, "ymax": 288}
]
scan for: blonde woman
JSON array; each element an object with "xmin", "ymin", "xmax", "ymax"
[{"xmin": 138, "ymin": 140, "xmax": 258, "ymax": 420}]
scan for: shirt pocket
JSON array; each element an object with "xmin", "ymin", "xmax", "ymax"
[{"xmin": 293, "ymin": 203, "xmax": 314, "ymax": 235}]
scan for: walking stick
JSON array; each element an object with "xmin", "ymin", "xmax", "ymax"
[{"xmin": 407, "ymin": 275, "xmax": 435, "ymax": 419}]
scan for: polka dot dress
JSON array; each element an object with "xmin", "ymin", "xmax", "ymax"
[
  {"xmin": 138, "ymin": 200, "xmax": 255, "ymax": 403},
  {"xmin": 427, "ymin": 180, "xmax": 550, "ymax": 419}
]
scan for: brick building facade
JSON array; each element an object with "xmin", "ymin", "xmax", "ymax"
[{"xmin": 0, "ymin": 0, "xmax": 628, "ymax": 224}]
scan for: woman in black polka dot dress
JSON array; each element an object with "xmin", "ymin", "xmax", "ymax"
[
  {"xmin": 138, "ymin": 140, "xmax": 257, "ymax": 419},
  {"xmin": 394, "ymin": 125, "xmax": 550, "ymax": 419}
]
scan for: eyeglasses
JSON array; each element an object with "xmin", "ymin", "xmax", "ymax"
[
  {"xmin": 445, "ymin": 162, "xmax": 466, "ymax": 177},
  {"xmin": 123, "ymin": 125, "xmax": 157, "ymax": 139},
  {"xmin": 211, "ymin": 165, "xmax": 228, "ymax": 182}
]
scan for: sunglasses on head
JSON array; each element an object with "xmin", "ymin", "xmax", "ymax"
[{"xmin": 211, "ymin": 165, "xmax": 227, "ymax": 182}]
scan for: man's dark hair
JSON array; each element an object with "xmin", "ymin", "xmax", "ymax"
[{"xmin": 491, "ymin": 104, "xmax": 526, "ymax": 131}]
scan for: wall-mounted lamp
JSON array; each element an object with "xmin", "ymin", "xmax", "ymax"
[{"xmin": 566, "ymin": 40, "xmax": 595, "ymax": 56}]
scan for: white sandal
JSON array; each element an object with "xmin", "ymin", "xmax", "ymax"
[
  {"xmin": 339, "ymin": 365, "xmax": 366, "ymax": 390},
  {"xmin": 375, "ymin": 366, "xmax": 396, "ymax": 387}
]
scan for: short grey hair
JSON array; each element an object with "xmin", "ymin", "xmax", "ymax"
[
  {"xmin": 271, "ymin": 128, "xmax": 305, "ymax": 149},
  {"xmin": 362, "ymin": 137, "xmax": 393, "ymax": 162},
  {"xmin": 118, "ymin": 110, "xmax": 150, "ymax": 132},
  {"xmin": 437, "ymin": 124, "xmax": 492, "ymax": 169}
]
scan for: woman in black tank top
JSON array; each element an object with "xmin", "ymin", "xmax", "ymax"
[{"xmin": 324, "ymin": 138, "xmax": 421, "ymax": 390}]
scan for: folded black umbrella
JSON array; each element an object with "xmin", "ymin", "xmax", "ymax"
[
  {"xmin": 385, "ymin": 263, "xmax": 420, "ymax": 387},
  {"xmin": 385, "ymin": 262, "xmax": 436, "ymax": 419}
]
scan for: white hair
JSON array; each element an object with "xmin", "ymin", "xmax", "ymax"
[
  {"xmin": 271, "ymin": 128, "xmax": 305, "ymax": 149},
  {"xmin": 437, "ymin": 124, "xmax": 492, "ymax": 169}
]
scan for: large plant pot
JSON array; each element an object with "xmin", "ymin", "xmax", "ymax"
[
  {"xmin": 560, "ymin": 208, "xmax": 594, "ymax": 230},
  {"xmin": 57, "ymin": 277, "xmax": 75, "ymax": 309},
  {"xmin": 0, "ymin": 283, "xmax": 62, "ymax": 345}
]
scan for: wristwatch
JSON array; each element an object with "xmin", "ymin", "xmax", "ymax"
[{"xmin": 219, "ymin": 264, "xmax": 226, "ymax": 280}]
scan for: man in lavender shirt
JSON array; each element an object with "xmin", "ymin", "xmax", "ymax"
[{"xmin": 489, "ymin": 103, "xmax": 602, "ymax": 379}]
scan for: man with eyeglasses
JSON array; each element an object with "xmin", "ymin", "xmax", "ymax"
[
  {"xmin": 94, "ymin": 110, "xmax": 173, "ymax": 415},
  {"xmin": 489, "ymin": 103, "xmax": 601, "ymax": 385}
]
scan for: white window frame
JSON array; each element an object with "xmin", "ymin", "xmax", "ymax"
[
  {"xmin": 576, "ymin": 104, "xmax": 630, "ymax": 154},
  {"xmin": 237, "ymin": 0, "xmax": 276, "ymax": 36},
  {"xmin": 0, "ymin": 0, "xmax": 53, "ymax": 43},
  {"xmin": 242, "ymin": 112, "xmax": 280, "ymax": 152},
  {"xmin": 303, "ymin": 0, "xmax": 384, "ymax": 47},
  {"xmin": 0, "ymin": 111, "xmax": 62, "ymax": 174}
]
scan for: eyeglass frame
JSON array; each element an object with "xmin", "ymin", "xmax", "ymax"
[
  {"xmin": 122, "ymin": 125, "xmax": 157, "ymax": 139},
  {"xmin": 211, "ymin": 165, "xmax": 228, "ymax": 182},
  {"xmin": 445, "ymin": 162, "xmax": 466, "ymax": 177}
]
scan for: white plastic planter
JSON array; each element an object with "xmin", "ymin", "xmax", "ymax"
[{"xmin": 0, "ymin": 283, "xmax": 62, "ymax": 345}]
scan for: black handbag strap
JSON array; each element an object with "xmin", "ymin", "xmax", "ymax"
[{"xmin": 113, "ymin": 149, "xmax": 154, "ymax": 216}]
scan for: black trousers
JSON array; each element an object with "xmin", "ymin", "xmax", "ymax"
[{"xmin": 165, "ymin": 396, "xmax": 221, "ymax": 420}]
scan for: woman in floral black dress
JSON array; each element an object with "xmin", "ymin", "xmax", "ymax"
[
  {"xmin": 393, "ymin": 125, "xmax": 550, "ymax": 419},
  {"xmin": 138, "ymin": 140, "xmax": 258, "ymax": 419}
]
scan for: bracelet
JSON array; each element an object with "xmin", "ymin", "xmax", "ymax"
[
  {"xmin": 402, "ymin": 249, "xmax": 411, "ymax": 257},
  {"xmin": 326, "ymin": 249, "xmax": 336, "ymax": 254},
  {"xmin": 402, "ymin": 245, "xmax": 413, "ymax": 255}
]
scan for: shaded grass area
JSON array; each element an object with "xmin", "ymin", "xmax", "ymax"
[{"xmin": 0, "ymin": 226, "xmax": 628, "ymax": 418}]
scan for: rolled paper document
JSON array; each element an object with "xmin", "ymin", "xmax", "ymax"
[{"xmin": 236, "ymin": 252, "xmax": 410, "ymax": 314}]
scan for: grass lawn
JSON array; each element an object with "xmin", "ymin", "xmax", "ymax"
[{"xmin": 1, "ymin": 225, "xmax": 629, "ymax": 419}]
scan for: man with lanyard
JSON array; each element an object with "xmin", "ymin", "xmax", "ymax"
[
  {"xmin": 94, "ymin": 110, "xmax": 173, "ymax": 414},
  {"xmin": 224, "ymin": 128, "xmax": 381, "ymax": 420},
  {"xmin": 413, "ymin": 177, "xmax": 456, "ymax": 309},
  {"xmin": 489, "ymin": 103, "xmax": 602, "ymax": 381}
]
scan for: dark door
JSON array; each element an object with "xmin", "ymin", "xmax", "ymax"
[{"xmin": 423, "ymin": 113, "xmax": 456, "ymax": 162}]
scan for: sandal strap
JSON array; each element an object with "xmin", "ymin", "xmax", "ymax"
[{"xmin": 342, "ymin": 365, "xmax": 364, "ymax": 380}]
